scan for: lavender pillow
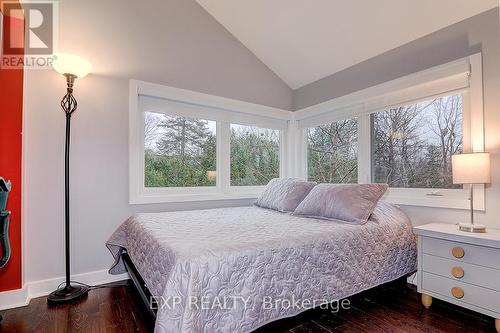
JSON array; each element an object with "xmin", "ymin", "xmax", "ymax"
[
  {"xmin": 292, "ymin": 183, "xmax": 388, "ymax": 224},
  {"xmin": 255, "ymin": 178, "xmax": 317, "ymax": 212}
]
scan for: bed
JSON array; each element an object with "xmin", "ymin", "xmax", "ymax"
[{"xmin": 106, "ymin": 201, "xmax": 417, "ymax": 333}]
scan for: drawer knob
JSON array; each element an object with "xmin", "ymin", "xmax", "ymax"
[
  {"xmin": 451, "ymin": 266, "xmax": 464, "ymax": 278},
  {"xmin": 451, "ymin": 286, "xmax": 464, "ymax": 299},
  {"xmin": 452, "ymin": 246, "xmax": 465, "ymax": 258}
]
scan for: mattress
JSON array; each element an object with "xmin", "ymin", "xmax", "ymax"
[{"xmin": 106, "ymin": 202, "xmax": 417, "ymax": 333}]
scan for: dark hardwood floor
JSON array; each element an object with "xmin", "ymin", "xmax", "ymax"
[{"xmin": 0, "ymin": 278, "xmax": 496, "ymax": 332}]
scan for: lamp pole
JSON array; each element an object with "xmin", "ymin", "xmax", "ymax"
[
  {"xmin": 47, "ymin": 72, "xmax": 89, "ymax": 304},
  {"xmin": 63, "ymin": 74, "xmax": 76, "ymax": 289}
]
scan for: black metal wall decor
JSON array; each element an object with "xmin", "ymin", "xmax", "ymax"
[
  {"xmin": 0, "ymin": 177, "xmax": 12, "ymax": 269},
  {"xmin": 0, "ymin": 178, "xmax": 11, "ymax": 322}
]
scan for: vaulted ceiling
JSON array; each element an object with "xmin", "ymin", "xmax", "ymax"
[{"xmin": 196, "ymin": 0, "xmax": 498, "ymax": 89}]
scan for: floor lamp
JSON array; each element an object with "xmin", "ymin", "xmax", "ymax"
[{"xmin": 47, "ymin": 53, "xmax": 92, "ymax": 304}]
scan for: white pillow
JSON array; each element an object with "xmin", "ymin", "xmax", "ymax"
[
  {"xmin": 254, "ymin": 178, "xmax": 317, "ymax": 212},
  {"xmin": 292, "ymin": 183, "xmax": 388, "ymax": 224}
]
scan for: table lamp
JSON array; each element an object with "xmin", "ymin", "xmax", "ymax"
[
  {"xmin": 452, "ymin": 152, "xmax": 490, "ymax": 233},
  {"xmin": 47, "ymin": 53, "xmax": 91, "ymax": 304}
]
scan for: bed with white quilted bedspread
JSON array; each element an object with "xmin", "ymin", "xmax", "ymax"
[{"xmin": 106, "ymin": 202, "xmax": 417, "ymax": 333}]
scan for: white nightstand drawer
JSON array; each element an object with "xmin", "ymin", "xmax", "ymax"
[
  {"xmin": 422, "ymin": 254, "xmax": 500, "ymax": 291},
  {"xmin": 422, "ymin": 237, "xmax": 500, "ymax": 270},
  {"xmin": 415, "ymin": 224, "xmax": 500, "ymax": 331},
  {"xmin": 422, "ymin": 272, "xmax": 500, "ymax": 315}
]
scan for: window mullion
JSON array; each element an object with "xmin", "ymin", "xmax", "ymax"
[
  {"xmin": 357, "ymin": 115, "xmax": 372, "ymax": 184},
  {"xmin": 217, "ymin": 121, "xmax": 231, "ymax": 193},
  {"xmin": 301, "ymin": 129, "xmax": 308, "ymax": 179},
  {"xmin": 284, "ymin": 120, "xmax": 299, "ymax": 178},
  {"xmin": 280, "ymin": 130, "xmax": 287, "ymax": 177}
]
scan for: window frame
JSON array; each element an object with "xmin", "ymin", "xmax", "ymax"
[
  {"xmin": 130, "ymin": 53, "xmax": 485, "ymax": 210},
  {"xmin": 129, "ymin": 80, "xmax": 290, "ymax": 204},
  {"xmin": 294, "ymin": 53, "xmax": 484, "ymax": 210}
]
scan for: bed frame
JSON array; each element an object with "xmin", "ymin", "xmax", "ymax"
[
  {"xmin": 121, "ymin": 252, "xmax": 157, "ymax": 320},
  {"xmin": 121, "ymin": 250, "xmax": 414, "ymax": 332}
]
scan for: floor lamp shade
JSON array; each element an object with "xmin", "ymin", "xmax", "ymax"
[
  {"xmin": 452, "ymin": 152, "xmax": 491, "ymax": 184},
  {"xmin": 52, "ymin": 53, "xmax": 92, "ymax": 78}
]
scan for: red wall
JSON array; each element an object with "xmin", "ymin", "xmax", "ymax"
[{"xmin": 0, "ymin": 1, "xmax": 24, "ymax": 291}]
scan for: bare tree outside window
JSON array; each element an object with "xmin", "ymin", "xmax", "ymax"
[
  {"xmin": 372, "ymin": 94, "xmax": 463, "ymax": 188},
  {"xmin": 307, "ymin": 119, "xmax": 358, "ymax": 183},
  {"xmin": 144, "ymin": 112, "xmax": 162, "ymax": 150},
  {"xmin": 144, "ymin": 112, "xmax": 217, "ymax": 187},
  {"xmin": 230, "ymin": 124, "xmax": 280, "ymax": 186}
]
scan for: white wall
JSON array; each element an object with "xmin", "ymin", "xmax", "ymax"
[
  {"xmin": 54, "ymin": 0, "xmax": 292, "ymax": 110},
  {"xmin": 22, "ymin": 0, "xmax": 292, "ymax": 286}
]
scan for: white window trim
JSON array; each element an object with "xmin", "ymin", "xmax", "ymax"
[
  {"xmin": 295, "ymin": 53, "xmax": 485, "ymax": 210},
  {"xmin": 130, "ymin": 53, "xmax": 485, "ymax": 209},
  {"xmin": 129, "ymin": 80, "xmax": 290, "ymax": 204}
]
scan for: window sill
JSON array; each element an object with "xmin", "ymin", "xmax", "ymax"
[
  {"xmin": 385, "ymin": 195, "xmax": 469, "ymax": 210},
  {"xmin": 383, "ymin": 186, "xmax": 485, "ymax": 211},
  {"xmin": 129, "ymin": 191, "xmax": 260, "ymax": 205}
]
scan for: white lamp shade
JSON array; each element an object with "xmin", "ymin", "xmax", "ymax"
[
  {"xmin": 52, "ymin": 53, "xmax": 92, "ymax": 78},
  {"xmin": 452, "ymin": 152, "xmax": 491, "ymax": 184}
]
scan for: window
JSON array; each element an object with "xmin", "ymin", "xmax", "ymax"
[
  {"xmin": 144, "ymin": 112, "xmax": 217, "ymax": 187},
  {"xmin": 306, "ymin": 119, "xmax": 358, "ymax": 183},
  {"xmin": 131, "ymin": 53, "xmax": 483, "ymax": 208},
  {"xmin": 295, "ymin": 54, "xmax": 483, "ymax": 209},
  {"xmin": 372, "ymin": 95, "xmax": 463, "ymax": 189},
  {"xmin": 230, "ymin": 124, "xmax": 280, "ymax": 186},
  {"xmin": 130, "ymin": 80, "xmax": 289, "ymax": 203}
]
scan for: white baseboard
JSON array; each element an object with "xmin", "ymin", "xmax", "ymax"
[
  {"xmin": 0, "ymin": 269, "xmax": 129, "ymax": 310},
  {"xmin": 0, "ymin": 286, "xmax": 29, "ymax": 310}
]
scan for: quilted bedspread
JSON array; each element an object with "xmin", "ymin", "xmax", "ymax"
[{"xmin": 106, "ymin": 202, "xmax": 417, "ymax": 333}]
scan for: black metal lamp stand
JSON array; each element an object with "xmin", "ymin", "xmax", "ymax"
[{"xmin": 47, "ymin": 74, "xmax": 89, "ymax": 304}]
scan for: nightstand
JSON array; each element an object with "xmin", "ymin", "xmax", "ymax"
[{"xmin": 413, "ymin": 223, "xmax": 500, "ymax": 333}]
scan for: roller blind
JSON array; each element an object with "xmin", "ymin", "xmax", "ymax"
[
  {"xmin": 139, "ymin": 95, "xmax": 287, "ymax": 130},
  {"xmin": 297, "ymin": 57, "xmax": 471, "ymax": 129}
]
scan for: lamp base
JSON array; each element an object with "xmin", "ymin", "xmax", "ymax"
[
  {"xmin": 458, "ymin": 222, "xmax": 486, "ymax": 233},
  {"xmin": 47, "ymin": 284, "xmax": 89, "ymax": 304}
]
